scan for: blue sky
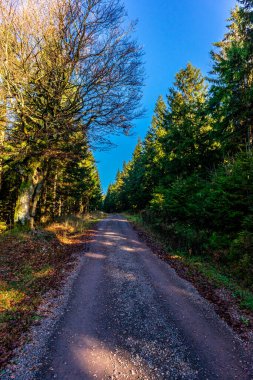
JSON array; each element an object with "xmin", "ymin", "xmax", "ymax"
[{"xmin": 95, "ymin": 0, "xmax": 237, "ymax": 194}]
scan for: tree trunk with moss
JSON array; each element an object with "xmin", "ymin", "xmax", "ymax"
[{"xmin": 14, "ymin": 161, "xmax": 47, "ymax": 228}]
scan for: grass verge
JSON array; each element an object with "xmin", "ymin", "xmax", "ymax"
[
  {"xmin": 0, "ymin": 212, "xmax": 104, "ymax": 369},
  {"xmin": 125, "ymin": 213, "xmax": 253, "ymax": 336}
]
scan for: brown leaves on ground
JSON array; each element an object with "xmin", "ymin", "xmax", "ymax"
[{"xmin": 0, "ymin": 216, "xmax": 97, "ymax": 370}]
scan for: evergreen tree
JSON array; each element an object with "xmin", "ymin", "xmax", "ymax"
[
  {"xmin": 142, "ymin": 96, "xmax": 167, "ymax": 197},
  {"xmin": 0, "ymin": 0, "xmax": 143, "ymax": 228},
  {"xmin": 104, "ymin": 1, "xmax": 253, "ymax": 285},
  {"xmin": 160, "ymin": 63, "xmax": 217, "ymax": 182},
  {"xmin": 210, "ymin": 4, "xmax": 253, "ymax": 153}
]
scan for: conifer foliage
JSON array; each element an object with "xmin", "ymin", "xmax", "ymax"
[{"xmin": 104, "ymin": 1, "xmax": 253, "ymax": 286}]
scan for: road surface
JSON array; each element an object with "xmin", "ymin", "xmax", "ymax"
[{"xmin": 38, "ymin": 215, "xmax": 252, "ymax": 379}]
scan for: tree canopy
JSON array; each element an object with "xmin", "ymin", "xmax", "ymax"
[{"xmin": 0, "ymin": 0, "xmax": 144, "ymax": 228}]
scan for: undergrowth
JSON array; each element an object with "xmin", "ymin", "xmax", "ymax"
[
  {"xmin": 0, "ymin": 212, "xmax": 104, "ymax": 370},
  {"xmin": 125, "ymin": 213, "xmax": 253, "ymax": 312}
]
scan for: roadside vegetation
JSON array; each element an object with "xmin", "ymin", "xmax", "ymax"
[
  {"xmin": 126, "ymin": 213, "xmax": 253, "ymax": 312},
  {"xmin": 104, "ymin": 1, "xmax": 253, "ymax": 305},
  {"xmin": 0, "ymin": 213, "xmax": 104, "ymax": 369},
  {"xmin": 125, "ymin": 213, "xmax": 253, "ymax": 341},
  {"xmin": 0, "ymin": 0, "xmax": 143, "ymax": 371}
]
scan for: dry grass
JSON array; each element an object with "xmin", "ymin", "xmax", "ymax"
[{"xmin": 0, "ymin": 213, "xmax": 104, "ymax": 370}]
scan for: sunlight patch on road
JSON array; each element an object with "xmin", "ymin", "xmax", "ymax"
[
  {"xmin": 72, "ymin": 336, "xmax": 147, "ymax": 379},
  {"xmin": 120, "ymin": 245, "xmax": 136, "ymax": 252},
  {"xmin": 73, "ymin": 337, "xmax": 114, "ymax": 378},
  {"xmin": 85, "ymin": 253, "xmax": 107, "ymax": 260},
  {"xmin": 109, "ymin": 268, "xmax": 137, "ymax": 282}
]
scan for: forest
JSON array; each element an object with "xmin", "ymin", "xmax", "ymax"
[
  {"xmin": 104, "ymin": 0, "xmax": 253, "ymax": 287},
  {"xmin": 0, "ymin": 0, "xmax": 143, "ymax": 367},
  {"xmin": 1, "ymin": 0, "xmax": 253, "ymax": 377},
  {"xmin": 0, "ymin": 0, "xmax": 143, "ymax": 230}
]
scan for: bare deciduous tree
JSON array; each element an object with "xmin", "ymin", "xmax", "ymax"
[{"xmin": 0, "ymin": 0, "xmax": 144, "ymax": 227}]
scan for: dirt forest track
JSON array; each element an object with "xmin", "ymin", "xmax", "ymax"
[{"xmin": 38, "ymin": 215, "xmax": 253, "ymax": 380}]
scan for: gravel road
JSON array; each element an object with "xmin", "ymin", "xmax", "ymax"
[{"xmin": 38, "ymin": 215, "xmax": 252, "ymax": 380}]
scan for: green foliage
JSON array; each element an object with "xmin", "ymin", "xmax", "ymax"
[
  {"xmin": 229, "ymin": 231, "xmax": 253, "ymax": 285},
  {"xmin": 0, "ymin": 0, "xmax": 144, "ymax": 228},
  {"xmin": 126, "ymin": 212, "xmax": 253, "ymax": 311},
  {"xmin": 160, "ymin": 64, "xmax": 219, "ymax": 182},
  {"xmin": 105, "ymin": 1, "xmax": 253, "ymax": 288},
  {"xmin": 0, "ymin": 221, "xmax": 7, "ymax": 233},
  {"xmin": 210, "ymin": 5, "xmax": 253, "ymax": 154}
]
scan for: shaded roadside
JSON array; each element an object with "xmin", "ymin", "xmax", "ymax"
[
  {"xmin": 126, "ymin": 214, "xmax": 253, "ymax": 347},
  {"xmin": 0, "ymin": 213, "xmax": 103, "ymax": 374}
]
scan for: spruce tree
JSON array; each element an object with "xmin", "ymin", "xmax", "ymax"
[
  {"xmin": 210, "ymin": 4, "xmax": 253, "ymax": 153},
  {"xmin": 160, "ymin": 63, "xmax": 215, "ymax": 182}
]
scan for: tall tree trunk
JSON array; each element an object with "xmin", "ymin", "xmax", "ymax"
[
  {"xmin": 79, "ymin": 199, "xmax": 84, "ymax": 215},
  {"xmin": 247, "ymin": 124, "xmax": 253, "ymax": 152},
  {"xmin": 0, "ymin": 91, "xmax": 7, "ymax": 192},
  {"xmin": 14, "ymin": 179, "xmax": 34, "ymax": 225},
  {"xmin": 30, "ymin": 180, "xmax": 45, "ymax": 229},
  {"xmin": 40, "ymin": 184, "xmax": 49, "ymax": 223},
  {"xmin": 52, "ymin": 169, "xmax": 58, "ymax": 218},
  {"xmin": 58, "ymin": 196, "xmax": 62, "ymax": 217},
  {"xmin": 0, "ymin": 131, "xmax": 5, "ymax": 192},
  {"xmin": 14, "ymin": 161, "xmax": 47, "ymax": 228}
]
